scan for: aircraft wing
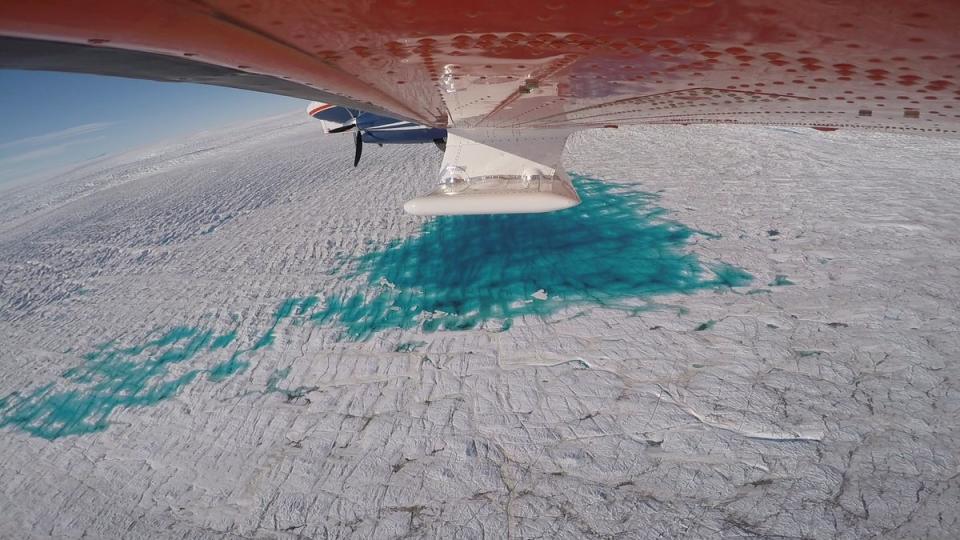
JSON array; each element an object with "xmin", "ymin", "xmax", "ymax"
[{"xmin": 2, "ymin": 1, "xmax": 958, "ymax": 213}]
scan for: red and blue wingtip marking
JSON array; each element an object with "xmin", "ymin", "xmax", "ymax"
[{"xmin": 307, "ymin": 102, "xmax": 335, "ymax": 117}]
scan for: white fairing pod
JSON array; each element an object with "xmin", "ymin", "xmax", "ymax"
[
  {"xmin": 404, "ymin": 171, "xmax": 580, "ymax": 215},
  {"xmin": 404, "ymin": 128, "xmax": 580, "ymax": 216}
]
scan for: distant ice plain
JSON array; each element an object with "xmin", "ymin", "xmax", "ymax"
[{"xmin": 1, "ymin": 113, "xmax": 958, "ymax": 538}]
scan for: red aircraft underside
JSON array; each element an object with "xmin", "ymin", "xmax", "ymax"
[{"xmin": 1, "ymin": 0, "xmax": 959, "ymax": 136}]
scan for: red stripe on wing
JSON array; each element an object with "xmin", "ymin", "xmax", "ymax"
[{"xmin": 308, "ymin": 104, "xmax": 335, "ymax": 116}]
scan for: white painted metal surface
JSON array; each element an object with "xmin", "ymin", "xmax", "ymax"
[
  {"xmin": 405, "ymin": 127, "xmax": 579, "ymax": 215},
  {"xmin": 403, "ymin": 171, "xmax": 580, "ymax": 215}
]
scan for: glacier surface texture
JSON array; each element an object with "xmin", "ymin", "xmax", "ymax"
[{"xmin": 1, "ymin": 114, "xmax": 958, "ymax": 539}]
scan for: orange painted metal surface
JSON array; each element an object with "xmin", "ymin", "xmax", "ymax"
[{"xmin": 2, "ymin": 1, "xmax": 959, "ymax": 134}]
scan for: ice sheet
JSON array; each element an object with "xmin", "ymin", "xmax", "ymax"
[{"xmin": 1, "ymin": 114, "xmax": 958, "ymax": 538}]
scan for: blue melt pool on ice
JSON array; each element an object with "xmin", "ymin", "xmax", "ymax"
[{"xmin": 0, "ymin": 174, "xmax": 749, "ymax": 439}]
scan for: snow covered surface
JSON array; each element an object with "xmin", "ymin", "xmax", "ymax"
[{"xmin": 1, "ymin": 113, "xmax": 958, "ymax": 538}]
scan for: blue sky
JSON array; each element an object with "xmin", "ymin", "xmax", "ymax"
[{"xmin": 0, "ymin": 70, "xmax": 305, "ymax": 186}]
